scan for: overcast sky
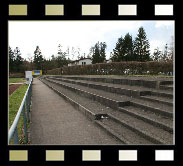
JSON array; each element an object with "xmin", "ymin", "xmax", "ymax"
[{"xmin": 8, "ymin": 21, "xmax": 174, "ymax": 61}]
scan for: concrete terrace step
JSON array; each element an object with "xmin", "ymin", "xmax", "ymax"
[
  {"xmin": 40, "ymin": 79, "xmax": 108, "ymax": 118},
  {"xmin": 40, "ymin": 78, "xmax": 173, "ymax": 145},
  {"xmin": 49, "ymin": 77, "xmax": 151, "ymax": 98},
  {"xmin": 40, "ymin": 78, "xmax": 152, "ymax": 144},
  {"xmin": 56, "ymin": 75, "xmax": 173, "ymax": 89},
  {"xmin": 96, "ymin": 119, "xmax": 153, "ymax": 145},
  {"xmin": 46, "ymin": 78, "xmax": 131, "ymax": 109},
  {"xmin": 140, "ymin": 95, "xmax": 173, "ymax": 106},
  {"xmin": 107, "ymin": 111, "xmax": 173, "ymax": 144},
  {"xmin": 160, "ymin": 81, "xmax": 173, "ymax": 85},
  {"xmin": 46, "ymin": 77, "xmax": 173, "ymax": 118},
  {"xmin": 160, "ymin": 84, "xmax": 173, "ymax": 90},
  {"xmin": 45, "ymin": 77, "xmax": 173, "ymax": 133},
  {"xmin": 49, "ymin": 76, "xmax": 173, "ymax": 99},
  {"xmin": 44, "ymin": 78, "xmax": 173, "ymax": 132},
  {"xmin": 130, "ymin": 99, "xmax": 173, "ymax": 118},
  {"xmin": 150, "ymin": 90, "xmax": 173, "ymax": 99},
  {"xmin": 118, "ymin": 106, "xmax": 173, "ymax": 133},
  {"xmin": 32, "ymin": 78, "xmax": 122, "ymax": 145}
]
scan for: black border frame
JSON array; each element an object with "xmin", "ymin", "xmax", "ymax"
[{"xmin": 0, "ymin": 0, "xmax": 181, "ymax": 166}]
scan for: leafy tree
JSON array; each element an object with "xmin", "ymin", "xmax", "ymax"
[
  {"xmin": 56, "ymin": 44, "xmax": 69, "ymax": 67},
  {"xmin": 133, "ymin": 27, "xmax": 150, "ymax": 62},
  {"xmin": 111, "ymin": 33, "xmax": 134, "ymax": 62},
  {"xmin": 152, "ymin": 47, "xmax": 162, "ymax": 61},
  {"xmin": 33, "ymin": 46, "xmax": 44, "ymax": 70},
  {"xmin": 90, "ymin": 41, "xmax": 107, "ymax": 64},
  {"xmin": 27, "ymin": 53, "xmax": 34, "ymax": 70},
  {"xmin": 160, "ymin": 43, "xmax": 172, "ymax": 62},
  {"xmin": 168, "ymin": 36, "xmax": 174, "ymax": 61}
]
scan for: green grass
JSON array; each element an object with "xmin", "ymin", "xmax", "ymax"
[
  {"xmin": 9, "ymin": 78, "xmax": 25, "ymax": 84},
  {"xmin": 9, "ymin": 84, "xmax": 28, "ymax": 144}
]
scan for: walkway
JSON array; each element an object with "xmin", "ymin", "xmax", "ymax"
[{"xmin": 30, "ymin": 78, "xmax": 121, "ymax": 145}]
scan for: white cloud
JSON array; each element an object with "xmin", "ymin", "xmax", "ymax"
[
  {"xmin": 8, "ymin": 21, "xmax": 174, "ymax": 60},
  {"xmin": 150, "ymin": 40, "xmax": 166, "ymax": 54},
  {"xmin": 8, "ymin": 21, "xmax": 143, "ymax": 60},
  {"xmin": 155, "ymin": 21, "xmax": 174, "ymax": 28}
]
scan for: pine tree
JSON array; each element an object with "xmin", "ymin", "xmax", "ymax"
[
  {"xmin": 33, "ymin": 46, "xmax": 44, "ymax": 70},
  {"xmin": 9, "ymin": 46, "xmax": 15, "ymax": 72},
  {"xmin": 133, "ymin": 27, "xmax": 150, "ymax": 62},
  {"xmin": 99, "ymin": 42, "xmax": 107, "ymax": 62},
  {"xmin": 111, "ymin": 37, "xmax": 123, "ymax": 62},
  {"xmin": 123, "ymin": 33, "xmax": 134, "ymax": 61},
  {"xmin": 14, "ymin": 47, "xmax": 23, "ymax": 72},
  {"xmin": 111, "ymin": 33, "xmax": 134, "ymax": 62},
  {"xmin": 90, "ymin": 41, "xmax": 107, "ymax": 64}
]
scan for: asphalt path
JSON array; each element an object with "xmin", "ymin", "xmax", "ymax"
[{"xmin": 30, "ymin": 78, "xmax": 121, "ymax": 145}]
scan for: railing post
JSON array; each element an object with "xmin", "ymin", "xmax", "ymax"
[
  {"xmin": 22, "ymin": 104, "xmax": 28, "ymax": 143},
  {"xmin": 13, "ymin": 127, "xmax": 19, "ymax": 144},
  {"xmin": 30, "ymin": 81, "xmax": 32, "ymax": 96}
]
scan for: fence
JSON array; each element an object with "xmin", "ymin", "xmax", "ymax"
[{"xmin": 8, "ymin": 80, "xmax": 32, "ymax": 144}]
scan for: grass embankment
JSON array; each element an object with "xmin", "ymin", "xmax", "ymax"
[
  {"xmin": 9, "ymin": 78, "xmax": 25, "ymax": 84},
  {"xmin": 9, "ymin": 81, "xmax": 28, "ymax": 144}
]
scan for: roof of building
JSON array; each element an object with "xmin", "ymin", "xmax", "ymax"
[{"xmin": 69, "ymin": 58, "xmax": 92, "ymax": 64}]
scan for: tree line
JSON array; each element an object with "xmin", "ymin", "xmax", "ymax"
[
  {"xmin": 9, "ymin": 45, "xmax": 72, "ymax": 74},
  {"xmin": 9, "ymin": 26, "xmax": 174, "ymax": 74},
  {"xmin": 90, "ymin": 27, "xmax": 174, "ymax": 63}
]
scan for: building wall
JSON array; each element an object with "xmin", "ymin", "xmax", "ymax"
[
  {"xmin": 78, "ymin": 59, "xmax": 92, "ymax": 65},
  {"xmin": 68, "ymin": 59, "xmax": 92, "ymax": 66}
]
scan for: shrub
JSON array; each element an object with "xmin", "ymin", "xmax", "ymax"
[{"xmin": 46, "ymin": 61, "xmax": 173, "ymax": 76}]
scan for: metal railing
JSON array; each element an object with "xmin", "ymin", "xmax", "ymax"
[{"xmin": 8, "ymin": 80, "xmax": 32, "ymax": 144}]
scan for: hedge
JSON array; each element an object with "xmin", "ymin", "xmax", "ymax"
[
  {"xmin": 9, "ymin": 73, "xmax": 24, "ymax": 78},
  {"xmin": 46, "ymin": 61, "xmax": 173, "ymax": 76},
  {"xmin": 46, "ymin": 68, "xmax": 62, "ymax": 75}
]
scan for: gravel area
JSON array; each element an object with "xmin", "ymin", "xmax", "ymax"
[{"xmin": 9, "ymin": 84, "xmax": 22, "ymax": 95}]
